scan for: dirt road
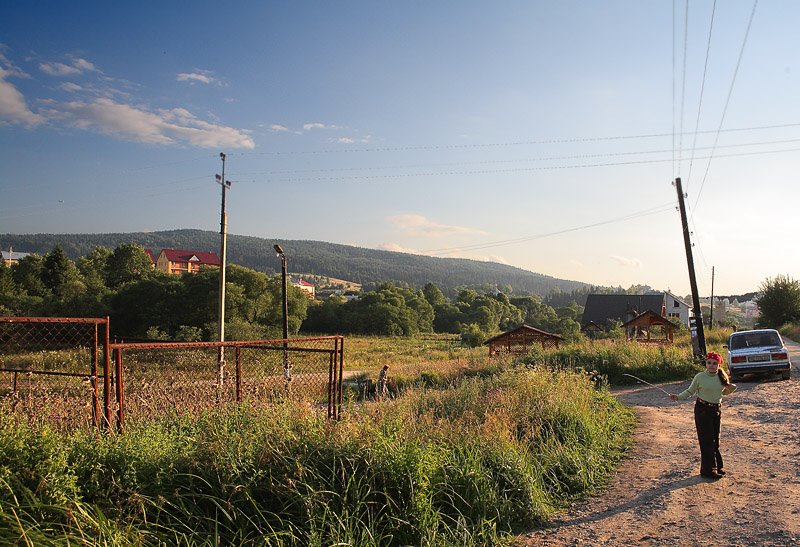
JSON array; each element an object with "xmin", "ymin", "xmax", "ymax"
[{"xmin": 520, "ymin": 340, "xmax": 800, "ymax": 546}]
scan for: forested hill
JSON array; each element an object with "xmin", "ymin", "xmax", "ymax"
[{"xmin": 1, "ymin": 229, "xmax": 588, "ymax": 296}]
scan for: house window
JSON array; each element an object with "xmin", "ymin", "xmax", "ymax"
[
  {"xmin": 668, "ymin": 312, "xmax": 680, "ymax": 318},
  {"xmin": 673, "ymin": 300, "xmax": 680, "ymax": 308}
]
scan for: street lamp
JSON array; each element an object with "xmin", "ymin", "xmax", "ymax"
[
  {"xmin": 216, "ymin": 153, "xmax": 232, "ymax": 387},
  {"xmin": 274, "ymin": 244, "xmax": 290, "ymax": 385}
]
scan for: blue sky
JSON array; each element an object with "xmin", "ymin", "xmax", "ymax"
[{"xmin": 1, "ymin": 1, "xmax": 799, "ymax": 296}]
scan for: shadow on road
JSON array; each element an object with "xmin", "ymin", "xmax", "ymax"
[{"xmin": 545, "ymin": 474, "xmax": 707, "ymax": 529}]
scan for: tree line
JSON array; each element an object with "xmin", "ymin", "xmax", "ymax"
[
  {"xmin": 0, "ymin": 244, "xmax": 308, "ymax": 341},
  {"xmin": 0, "ymin": 229, "xmax": 588, "ymax": 297},
  {"xmin": 1, "ymin": 244, "xmax": 586, "ymax": 345},
  {"xmin": 301, "ymin": 282, "xmax": 584, "ymax": 345}
]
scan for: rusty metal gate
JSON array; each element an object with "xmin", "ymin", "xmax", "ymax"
[
  {"xmin": 108, "ymin": 335, "xmax": 344, "ymax": 431},
  {"xmin": 1, "ymin": 317, "xmax": 344, "ymax": 431},
  {"xmin": 0, "ymin": 317, "xmax": 112, "ymax": 429}
]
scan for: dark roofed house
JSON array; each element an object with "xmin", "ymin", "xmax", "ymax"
[
  {"xmin": 485, "ymin": 325, "xmax": 563, "ymax": 357},
  {"xmin": 581, "ymin": 294, "xmax": 667, "ymax": 329},
  {"xmin": 156, "ymin": 249, "xmax": 220, "ymax": 275}
]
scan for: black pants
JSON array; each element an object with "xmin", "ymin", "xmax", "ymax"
[{"xmin": 694, "ymin": 400, "xmax": 723, "ymax": 474}]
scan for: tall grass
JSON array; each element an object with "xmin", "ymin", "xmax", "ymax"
[
  {"xmin": 517, "ymin": 335, "xmax": 738, "ymax": 386},
  {"xmin": 0, "ymin": 366, "xmax": 634, "ymax": 545}
]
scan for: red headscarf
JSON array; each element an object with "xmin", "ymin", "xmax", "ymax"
[{"xmin": 706, "ymin": 351, "xmax": 722, "ymax": 364}]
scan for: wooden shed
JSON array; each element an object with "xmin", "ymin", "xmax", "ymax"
[
  {"xmin": 581, "ymin": 321, "xmax": 603, "ymax": 340},
  {"xmin": 485, "ymin": 325, "xmax": 563, "ymax": 357},
  {"xmin": 622, "ymin": 310, "xmax": 674, "ymax": 344}
]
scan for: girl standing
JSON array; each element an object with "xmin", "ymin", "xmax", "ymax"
[{"xmin": 669, "ymin": 352, "xmax": 737, "ymax": 479}]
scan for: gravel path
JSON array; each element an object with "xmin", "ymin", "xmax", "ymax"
[{"xmin": 518, "ymin": 340, "xmax": 800, "ymax": 546}]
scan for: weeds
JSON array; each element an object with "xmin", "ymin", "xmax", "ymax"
[{"xmin": 1, "ymin": 366, "xmax": 633, "ymax": 545}]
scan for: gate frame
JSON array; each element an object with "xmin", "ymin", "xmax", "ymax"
[
  {"xmin": 0, "ymin": 316, "xmax": 112, "ymax": 428},
  {"xmin": 109, "ymin": 335, "xmax": 345, "ymax": 432}
]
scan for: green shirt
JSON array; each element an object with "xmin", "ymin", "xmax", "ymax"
[{"xmin": 676, "ymin": 370, "xmax": 736, "ymax": 404}]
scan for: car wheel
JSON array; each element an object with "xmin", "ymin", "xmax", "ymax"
[
  {"xmin": 781, "ymin": 369, "xmax": 791, "ymax": 380},
  {"xmin": 730, "ymin": 373, "xmax": 741, "ymax": 382}
]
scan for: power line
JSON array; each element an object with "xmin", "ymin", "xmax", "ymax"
[
  {"xmin": 231, "ymin": 121, "xmax": 800, "ymax": 157},
  {"xmin": 232, "ymin": 136, "xmax": 800, "ymax": 178},
  {"xmin": 420, "ymin": 202, "xmax": 676, "ymax": 256},
  {"xmin": 678, "ymin": 0, "xmax": 690, "ymax": 172},
  {"xmin": 235, "ymin": 145, "xmax": 800, "ymax": 184},
  {"xmin": 686, "ymin": 0, "xmax": 717, "ymax": 191},
  {"xmin": 693, "ymin": 0, "xmax": 759, "ymax": 211}
]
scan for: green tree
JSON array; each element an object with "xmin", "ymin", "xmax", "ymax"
[
  {"xmin": 422, "ymin": 282, "xmax": 448, "ymax": 307},
  {"xmin": 11, "ymin": 254, "xmax": 48, "ymax": 297},
  {"xmin": 756, "ymin": 275, "xmax": 800, "ymax": 327},
  {"xmin": 106, "ymin": 243, "xmax": 154, "ymax": 289},
  {"xmin": 78, "ymin": 246, "xmax": 113, "ymax": 289},
  {"xmin": 41, "ymin": 246, "xmax": 81, "ymax": 296}
]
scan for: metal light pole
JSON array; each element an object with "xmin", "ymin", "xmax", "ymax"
[
  {"xmin": 216, "ymin": 153, "xmax": 232, "ymax": 387},
  {"xmin": 274, "ymin": 244, "xmax": 290, "ymax": 385}
]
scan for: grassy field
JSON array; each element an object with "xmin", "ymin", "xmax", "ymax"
[{"xmin": 1, "ymin": 332, "xmax": 721, "ymax": 545}]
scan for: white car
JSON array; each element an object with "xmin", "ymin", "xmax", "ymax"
[{"xmin": 726, "ymin": 329, "xmax": 791, "ymax": 381}]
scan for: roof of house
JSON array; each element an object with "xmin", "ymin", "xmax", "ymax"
[
  {"xmin": 1, "ymin": 250, "xmax": 30, "ymax": 261},
  {"xmin": 159, "ymin": 249, "xmax": 220, "ymax": 266},
  {"xmin": 144, "ymin": 249, "xmax": 156, "ymax": 264},
  {"xmin": 581, "ymin": 294, "xmax": 666, "ymax": 326},
  {"xmin": 484, "ymin": 324, "xmax": 563, "ymax": 345},
  {"xmin": 663, "ymin": 291, "xmax": 691, "ymax": 308},
  {"xmin": 621, "ymin": 309, "xmax": 675, "ymax": 328},
  {"xmin": 294, "ymin": 279, "xmax": 315, "ymax": 287}
]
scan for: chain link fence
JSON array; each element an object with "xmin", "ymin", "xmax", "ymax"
[
  {"xmin": 0, "ymin": 317, "xmax": 111, "ymax": 430},
  {"xmin": 0, "ymin": 318, "xmax": 344, "ymax": 431},
  {"xmin": 110, "ymin": 336, "xmax": 344, "ymax": 430}
]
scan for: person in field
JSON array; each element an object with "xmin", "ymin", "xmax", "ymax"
[
  {"xmin": 669, "ymin": 352, "xmax": 737, "ymax": 479},
  {"xmin": 377, "ymin": 364, "xmax": 389, "ymax": 400}
]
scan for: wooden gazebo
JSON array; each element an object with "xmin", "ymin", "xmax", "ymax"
[
  {"xmin": 622, "ymin": 310, "xmax": 674, "ymax": 345},
  {"xmin": 581, "ymin": 321, "xmax": 603, "ymax": 340},
  {"xmin": 485, "ymin": 325, "xmax": 563, "ymax": 357}
]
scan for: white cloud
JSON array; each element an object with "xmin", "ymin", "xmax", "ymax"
[
  {"xmin": 378, "ymin": 242, "xmax": 421, "ymax": 254},
  {"xmin": 59, "ymin": 82, "xmax": 83, "ymax": 93},
  {"xmin": 303, "ymin": 122, "xmax": 328, "ymax": 131},
  {"xmin": 570, "ymin": 259, "xmax": 585, "ymax": 268},
  {"xmin": 53, "ymin": 98, "xmax": 255, "ymax": 148},
  {"xmin": 386, "ymin": 213, "xmax": 487, "ymax": 237},
  {"xmin": 610, "ymin": 255, "xmax": 643, "ymax": 268},
  {"xmin": 40, "ymin": 57, "xmax": 97, "ymax": 76},
  {"xmin": 335, "ymin": 137, "xmax": 355, "ymax": 144},
  {"xmin": 176, "ymin": 70, "xmax": 218, "ymax": 85},
  {"xmin": 270, "ymin": 124, "xmax": 290, "ymax": 132},
  {"xmin": 0, "ymin": 68, "xmax": 44, "ymax": 126},
  {"xmin": 72, "ymin": 58, "xmax": 96, "ymax": 72}
]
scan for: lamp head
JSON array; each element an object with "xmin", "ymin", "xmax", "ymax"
[{"xmin": 273, "ymin": 244, "xmax": 284, "ymax": 256}]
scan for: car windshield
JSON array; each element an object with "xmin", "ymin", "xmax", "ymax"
[{"xmin": 729, "ymin": 332, "xmax": 782, "ymax": 350}]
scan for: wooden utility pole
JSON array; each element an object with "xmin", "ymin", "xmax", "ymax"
[{"xmin": 674, "ymin": 177, "xmax": 706, "ymax": 358}]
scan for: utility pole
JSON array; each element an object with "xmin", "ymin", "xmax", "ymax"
[
  {"xmin": 674, "ymin": 177, "xmax": 706, "ymax": 358},
  {"xmin": 709, "ymin": 266, "xmax": 715, "ymax": 329},
  {"xmin": 216, "ymin": 153, "xmax": 232, "ymax": 387},
  {"xmin": 273, "ymin": 244, "xmax": 290, "ymax": 387}
]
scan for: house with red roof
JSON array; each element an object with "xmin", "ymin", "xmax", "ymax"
[
  {"xmin": 144, "ymin": 249, "xmax": 156, "ymax": 267},
  {"xmin": 155, "ymin": 249, "xmax": 220, "ymax": 275},
  {"xmin": 291, "ymin": 278, "xmax": 316, "ymax": 299}
]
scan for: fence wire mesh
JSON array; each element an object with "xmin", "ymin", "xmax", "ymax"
[
  {"xmin": 111, "ymin": 336, "xmax": 344, "ymax": 429},
  {"xmin": 0, "ymin": 317, "xmax": 110, "ymax": 430}
]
